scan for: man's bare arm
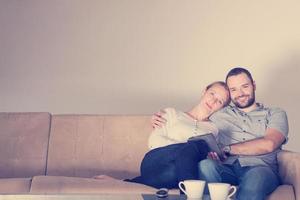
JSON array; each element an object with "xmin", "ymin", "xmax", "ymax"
[{"xmin": 230, "ymin": 128, "xmax": 286, "ymax": 156}]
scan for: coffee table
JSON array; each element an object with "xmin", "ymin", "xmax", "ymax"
[{"xmin": 0, "ymin": 194, "xmax": 211, "ymax": 200}]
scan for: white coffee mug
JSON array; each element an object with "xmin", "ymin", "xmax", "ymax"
[
  {"xmin": 178, "ymin": 180, "xmax": 205, "ymax": 199},
  {"xmin": 208, "ymin": 183, "xmax": 237, "ymax": 200}
]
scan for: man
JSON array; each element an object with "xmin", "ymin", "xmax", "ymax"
[{"xmin": 151, "ymin": 67, "xmax": 288, "ymax": 200}]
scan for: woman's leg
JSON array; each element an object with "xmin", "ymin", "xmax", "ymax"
[
  {"xmin": 126, "ymin": 143, "xmax": 183, "ymax": 189},
  {"xmin": 175, "ymin": 140, "xmax": 209, "ymax": 182}
]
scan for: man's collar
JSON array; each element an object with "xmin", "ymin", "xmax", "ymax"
[{"xmin": 228, "ymin": 103, "xmax": 264, "ymax": 113}]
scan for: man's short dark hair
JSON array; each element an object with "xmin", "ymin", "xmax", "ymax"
[{"xmin": 225, "ymin": 67, "xmax": 254, "ymax": 84}]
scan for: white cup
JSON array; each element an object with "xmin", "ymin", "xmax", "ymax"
[
  {"xmin": 178, "ymin": 180, "xmax": 205, "ymax": 199},
  {"xmin": 208, "ymin": 183, "xmax": 237, "ymax": 200}
]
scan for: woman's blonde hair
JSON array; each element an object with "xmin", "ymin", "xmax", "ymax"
[{"xmin": 206, "ymin": 81, "xmax": 230, "ymax": 106}]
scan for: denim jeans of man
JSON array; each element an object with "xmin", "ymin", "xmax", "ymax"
[
  {"xmin": 126, "ymin": 140, "xmax": 209, "ymax": 189},
  {"xmin": 198, "ymin": 159, "xmax": 280, "ymax": 200}
]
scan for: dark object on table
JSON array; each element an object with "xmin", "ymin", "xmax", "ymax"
[{"xmin": 156, "ymin": 188, "xmax": 169, "ymax": 198}]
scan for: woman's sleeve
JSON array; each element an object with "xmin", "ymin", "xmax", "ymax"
[{"xmin": 147, "ymin": 108, "xmax": 178, "ymax": 149}]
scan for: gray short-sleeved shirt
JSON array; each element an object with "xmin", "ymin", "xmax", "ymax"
[{"xmin": 209, "ymin": 103, "xmax": 289, "ymax": 171}]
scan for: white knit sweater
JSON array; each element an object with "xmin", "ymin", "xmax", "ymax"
[{"xmin": 148, "ymin": 107, "xmax": 218, "ymax": 150}]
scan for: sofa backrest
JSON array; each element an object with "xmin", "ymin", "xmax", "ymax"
[
  {"xmin": 46, "ymin": 115, "xmax": 152, "ymax": 179},
  {"xmin": 0, "ymin": 112, "xmax": 51, "ymax": 178}
]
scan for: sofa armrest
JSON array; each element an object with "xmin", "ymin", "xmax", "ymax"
[{"xmin": 277, "ymin": 150, "xmax": 300, "ymax": 199}]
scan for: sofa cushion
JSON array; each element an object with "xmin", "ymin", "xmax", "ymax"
[
  {"xmin": 266, "ymin": 184, "xmax": 295, "ymax": 200},
  {"xmin": 0, "ymin": 112, "xmax": 51, "ymax": 178},
  {"xmin": 277, "ymin": 150, "xmax": 300, "ymax": 200},
  {"xmin": 30, "ymin": 175, "xmax": 157, "ymax": 194},
  {"xmin": 46, "ymin": 115, "xmax": 152, "ymax": 179},
  {"xmin": 0, "ymin": 178, "xmax": 32, "ymax": 194}
]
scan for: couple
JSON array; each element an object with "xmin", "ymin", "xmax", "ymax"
[{"xmin": 127, "ymin": 67, "xmax": 289, "ymax": 200}]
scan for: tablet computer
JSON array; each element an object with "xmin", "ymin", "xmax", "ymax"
[{"xmin": 188, "ymin": 133, "xmax": 224, "ymax": 158}]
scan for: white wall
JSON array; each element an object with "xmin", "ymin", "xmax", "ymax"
[{"xmin": 0, "ymin": 0, "xmax": 299, "ymax": 152}]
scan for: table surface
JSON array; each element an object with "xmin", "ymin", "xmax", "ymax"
[{"xmin": 0, "ymin": 194, "xmax": 211, "ymax": 200}]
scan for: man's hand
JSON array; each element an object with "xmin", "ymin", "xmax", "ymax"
[{"xmin": 151, "ymin": 110, "xmax": 167, "ymax": 129}]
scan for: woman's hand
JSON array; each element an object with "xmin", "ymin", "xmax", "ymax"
[{"xmin": 207, "ymin": 152, "xmax": 227, "ymax": 161}]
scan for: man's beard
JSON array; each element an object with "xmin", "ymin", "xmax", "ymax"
[{"xmin": 232, "ymin": 94, "xmax": 255, "ymax": 109}]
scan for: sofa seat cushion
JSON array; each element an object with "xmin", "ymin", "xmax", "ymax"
[
  {"xmin": 0, "ymin": 178, "xmax": 32, "ymax": 194},
  {"xmin": 266, "ymin": 184, "xmax": 295, "ymax": 200},
  {"xmin": 30, "ymin": 175, "xmax": 158, "ymax": 194}
]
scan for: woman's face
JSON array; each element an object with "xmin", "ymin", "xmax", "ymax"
[{"xmin": 200, "ymin": 84, "xmax": 229, "ymax": 116}]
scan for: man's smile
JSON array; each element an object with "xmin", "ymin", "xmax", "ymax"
[{"xmin": 236, "ymin": 95, "xmax": 249, "ymax": 102}]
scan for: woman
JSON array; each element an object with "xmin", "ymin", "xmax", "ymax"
[{"xmin": 125, "ymin": 81, "xmax": 230, "ymax": 189}]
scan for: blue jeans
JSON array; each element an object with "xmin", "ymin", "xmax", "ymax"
[
  {"xmin": 126, "ymin": 140, "xmax": 209, "ymax": 189},
  {"xmin": 198, "ymin": 159, "xmax": 280, "ymax": 200}
]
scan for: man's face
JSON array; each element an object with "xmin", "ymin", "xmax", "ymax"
[{"xmin": 227, "ymin": 73, "xmax": 256, "ymax": 108}]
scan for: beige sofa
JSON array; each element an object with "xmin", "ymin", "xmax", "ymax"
[{"xmin": 0, "ymin": 112, "xmax": 299, "ymax": 200}]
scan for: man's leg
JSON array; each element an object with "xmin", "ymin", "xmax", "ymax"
[
  {"xmin": 236, "ymin": 166, "xmax": 280, "ymax": 200},
  {"xmin": 198, "ymin": 159, "xmax": 238, "ymax": 194}
]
